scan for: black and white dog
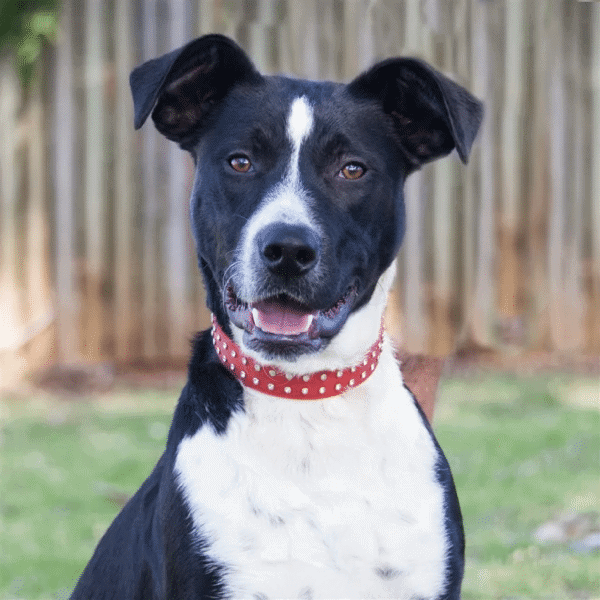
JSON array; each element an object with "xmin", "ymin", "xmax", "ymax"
[{"xmin": 70, "ymin": 34, "xmax": 482, "ymax": 600}]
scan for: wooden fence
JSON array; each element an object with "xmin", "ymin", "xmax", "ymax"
[{"xmin": 1, "ymin": 0, "xmax": 599, "ymax": 385}]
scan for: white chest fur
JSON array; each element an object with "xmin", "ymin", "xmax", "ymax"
[{"xmin": 174, "ymin": 342, "xmax": 449, "ymax": 599}]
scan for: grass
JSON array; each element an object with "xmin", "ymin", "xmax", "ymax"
[
  {"xmin": 1, "ymin": 374, "xmax": 598, "ymax": 600},
  {"xmin": 435, "ymin": 375, "xmax": 600, "ymax": 600},
  {"xmin": 0, "ymin": 390, "xmax": 178, "ymax": 600}
]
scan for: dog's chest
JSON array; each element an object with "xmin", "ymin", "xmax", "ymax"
[{"xmin": 175, "ymin": 354, "xmax": 448, "ymax": 599}]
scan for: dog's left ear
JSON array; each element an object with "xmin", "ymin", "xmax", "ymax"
[
  {"xmin": 347, "ymin": 58, "xmax": 483, "ymax": 168},
  {"xmin": 130, "ymin": 34, "xmax": 263, "ymax": 147}
]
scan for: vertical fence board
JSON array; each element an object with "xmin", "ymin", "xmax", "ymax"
[
  {"xmin": 459, "ymin": 0, "xmax": 476, "ymax": 348},
  {"xmin": 401, "ymin": 172, "xmax": 428, "ymax": 351},
  {"xmin": 591, "ymin": 3, "xmax": 600, "ymax": 351},
  {"xmin": 548, "ymin": 4, "xmax": 569, "ymax": 351},
  {"xmin": 431, "ymin": 157, "xmax": 456, "ymax": 355},
  {"xmin": 499, "ymin": 0, "xmax": 525, "ymax": 339},
  {"xmin": 114, "ymin": 0, "xmax": 139, "ymax": 360},
  {"xmin": 54, "ymin": 0, "xmax": 79, "ymax": 362},
  {"xmin": 527, "ymin": 1, "xmax": 551, "ymax": 350},
  {"xmin": 469, "ymin": 0, "xmax": 496, "ymax": 348},
  {"xmin": 25, "ymin": 71, "xmax": 54, "ymax": 364},
  {"xmin": 0, "ymin": 58, "xmax": 24, "ymax": 387},
  {"xmin": 83, "ymin": 0, "xmax": 107, "ymax": 361},
  {"xmin": 565, "ymin": 5, "xmax": 585, "ymax": 352}
]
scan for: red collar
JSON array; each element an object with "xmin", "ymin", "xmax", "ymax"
[{"xmin": 211, "ymin": 315, "xmax": 384, "ymax": 400}]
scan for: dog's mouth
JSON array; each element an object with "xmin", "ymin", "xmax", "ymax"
[{"xmin": 225, "ymin": 285, "xmax": 357, "ymax": 358}]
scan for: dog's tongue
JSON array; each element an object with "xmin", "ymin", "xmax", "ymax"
[{"xmin": 252, "ymin": 299, "xmax": 315, "ymax": 336}]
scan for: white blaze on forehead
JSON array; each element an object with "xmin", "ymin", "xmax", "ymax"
[
  {"xmin": 287, "ymin": 96, "xmax": 314, "ymax": 182},
  {"xmin": 236, "ymin": 96, "xmax": 318, "ymax": 303},
  {"xmin": 287, "ymin": 96, "xmax": 314, "ymax": 145}
]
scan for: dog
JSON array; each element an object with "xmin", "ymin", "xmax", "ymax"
[{"xmin": 70, "ymin": 34, "xmax": 482, "ymax": 600}]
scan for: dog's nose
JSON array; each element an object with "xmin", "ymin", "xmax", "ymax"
[{"xmin": 258, "ymin": 223, "xmax": 320, "ymax": 277}]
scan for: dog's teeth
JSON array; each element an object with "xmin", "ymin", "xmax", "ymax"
[{"xmin": 252, "ymin": 307, "xmax": 261, "ymax": 326}]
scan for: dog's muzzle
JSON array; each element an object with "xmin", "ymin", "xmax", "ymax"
[{"xmin": 226, "ymin": 222, "xmax": 358, "ymax": 359}]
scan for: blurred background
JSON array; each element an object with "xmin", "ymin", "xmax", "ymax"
[
  {"xmin": 1, "ymin": 3, "xmax": 599, "ymax": 599},
  {"xmin": 0, "ymin": 0, "xmax": 599, "ymax": 386}
]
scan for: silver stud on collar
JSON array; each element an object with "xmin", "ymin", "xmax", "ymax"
[{"xmin": 211, "ymin": 314, "xmax": 384, "ymax": 400}]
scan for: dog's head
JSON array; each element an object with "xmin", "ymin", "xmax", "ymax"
[{"xmin": 130, "ymin": 34, "xmax": 482, "ymax": 367}]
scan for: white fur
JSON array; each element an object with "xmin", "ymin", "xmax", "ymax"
[
  {"xmin": 286, "ymin": 96, "xmax": 314, "ymax": 184},
  {"xmin": 175, "ymin": 265, "xmax": 449, "ymax": 599},
  {"xmin": 236, "ymin": 97, "xmax": 319, "ymax": 301}
]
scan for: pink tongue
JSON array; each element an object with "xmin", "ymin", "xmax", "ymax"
[{"xmin": 252, "ymin": 300, "xmax": 315, "ymax": 336}]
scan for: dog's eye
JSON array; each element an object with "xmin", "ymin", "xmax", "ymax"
[
  {"xmin": 339, "ymin": 162, "xmax": 366, "ymax": 180},
  {"xmin": 229, "ymin": 155, "xmax": 252, "ymax": 173}
]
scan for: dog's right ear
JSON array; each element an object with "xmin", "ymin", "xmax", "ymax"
[{"xmin": 130, "ymin": 34, "xmax": 263, "ymax": 147}]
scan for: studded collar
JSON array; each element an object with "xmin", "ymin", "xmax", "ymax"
[{"xmin": 211, "ymin": 315, "xmax": 385, "ymax": 400}]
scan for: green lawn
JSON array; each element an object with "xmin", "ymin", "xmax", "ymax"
[
  {"xmin": 1, "ymin": 374, "xmax": 598, "ymax": 600},
  {"xmin": 435, "ymin": 376, "xmax": 599, "ymax": 599}
]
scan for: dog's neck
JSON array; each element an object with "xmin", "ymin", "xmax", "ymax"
[{"xmin": 212, "ymin": 315, "xmax": 385, "ymax": 400}]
